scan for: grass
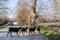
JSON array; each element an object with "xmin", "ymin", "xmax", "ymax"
[
  {"xmin": 0, "ymin": 23, "xmax": 8, "ymax": 29},
  {"xmin": 41, "ymin": 26, "xmax": 60, "ymax": 40}
]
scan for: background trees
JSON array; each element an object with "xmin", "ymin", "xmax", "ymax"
[
  {"xmin": 16, "ymin": 3, "xmax": 30, "ymax": 26},
  {"xmin": 15, "ymin": 0, "xmax": 60, "ymax": 27},
  {"xmin": 0, "ymin": 0, "xmax": 9, "ymax": 18},
  {"xmin": 0, "ymin": 0, "xmax": 60, "ymax": 26},
  {"xmin": 16, "ymin": 0, "xmax": 39, "ymax": 27}
]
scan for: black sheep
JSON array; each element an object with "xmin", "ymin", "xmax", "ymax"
[
  {"xmin": 7, "ymin": 27, "xmax": 21, "ymax": 37},
  {"xmin": 21, "ymin": 27, "xmax": 28, "ymax": 32},
  {"xmin": 29, "ymin": 26, "xmax": 36, "ymax": 34},
  {"xmin": 21, "ymin": 27, "xmax": 28, "ymax": 35},
  {"xmin": 37, "ymin": 26, "xmax": 41, "ymax": 33}
]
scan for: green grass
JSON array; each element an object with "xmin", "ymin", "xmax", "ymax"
[
  {"xmin": 0, "ymin": 23, "xmax": 8, "ymax": 29},
  {"xmin": 41, "ymin": 26, "xmax": 60, "ymax": 40}
]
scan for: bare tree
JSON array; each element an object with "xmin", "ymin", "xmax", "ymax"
[
  {"xmin": 16, "ymin": 0, "xmax": 60, "ymax": 27},
  {"xmin": 17, "ymin": 0, "xmax": 38, "ymax": 27},
  {"xmin": 16, "ymin": 3, "xmax": 30, "ymax": 26},
  {"xmin": 52, "ymin": 0, "xmax": 60, "ymax": 22},
  {"xmin": 29, "ymin": 0, "xmax": 38, "ymax": 26},
  {"xmin": 31, "ymin": 0, "xmax": 37, "ymax": 14},
  {"xmin": 0, "ymin": 0, "xmax": 9, "ymax": 18}
]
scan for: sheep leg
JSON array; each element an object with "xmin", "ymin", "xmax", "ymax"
[
  {"xmin": 17, "ymin": 32, "xmax": 19, "ymax": 37},
  {"xmin": 10, "ymin": 32, "xmax": 12, "ymax": 37},
  {"xmin": 29, "ymin": 31, "xmax": 32, "ymax": 35},
  {"xmin": 7, "ymin": 32, "xmax": 9, "ymax": 37},
  {"xmin": 22, "ymin": 32, "xmax": 25, "ymax": 36},
  {"xmin": 33, "ymin": 31, "xmax": 35, "ymax": 34},
  {"xmin": 29, "ymin": 31, "xmax": 30, "ymax": 35}
]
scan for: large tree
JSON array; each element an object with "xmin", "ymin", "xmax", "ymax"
[
  {"xmin": 16, "ymin": 3, "xmax": 30, "ymax": 26},
  {"xmin": 16, "ymin": 0, "xmax": 38, "ymax": 27},
  {"xmin": 30, "ymin": 0, "xmax": 38, "ymax": 26},
  {"xmin": 16, "ymin": 0, "xmax": 60, "ymax": 27}
]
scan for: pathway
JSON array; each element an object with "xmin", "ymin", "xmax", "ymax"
[{"xmin": 0, "ymin": 26, "xmax": 48, "ymax": 40}]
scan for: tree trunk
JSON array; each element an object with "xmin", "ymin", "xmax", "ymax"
[
  {"xmin": 30, "ymin": 0, "xmax": 37, "ymax": 27},
  {"xmin": 31, "ymin": 0, "xmax": 37, "ymax": 13}
]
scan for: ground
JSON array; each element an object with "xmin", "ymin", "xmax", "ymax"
[
  {"xmin": 0, "ymin": 26, "xmax": 48, "ymax": 40},
  {"xmin": 0, "ymin": 34, "xmax": 48, "ymax": 40}
]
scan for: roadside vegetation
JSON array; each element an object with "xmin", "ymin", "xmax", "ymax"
[
  {"xmin": 40, "ymin": 25, "xmax": 60, "ymax": 40},
  {"xmin": 0, "ymin": 22, "xmax": 8, "ymax": 29}
]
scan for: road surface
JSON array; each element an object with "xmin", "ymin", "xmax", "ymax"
[{"xmin": 0, "ymin": 26, "xmax": 48, "ymax": 40}]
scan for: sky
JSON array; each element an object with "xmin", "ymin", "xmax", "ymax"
[
  {"xmin": 5, "ymin": 0, "xmax": 19, "ymax": 18},
  {"xmin": 4, "ymin": 0, "xmax": 55, "ymax": 19},
  {"xmin": 37, "ymin": 0, "xmax": 55, "ymax": 19}
]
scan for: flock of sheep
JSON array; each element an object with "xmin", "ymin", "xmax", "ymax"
[{"xmin": 7, "ymin": 26, "xmax": 41, "ymax": 37}]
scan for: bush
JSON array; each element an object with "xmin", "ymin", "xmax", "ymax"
[
  {"xmin": 0, "ymin": 20, "xmax": 8, "ymax": 26},
  {"xmin": 40, "ymin": 25, "xmax": 60, "ymax": 40}
]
